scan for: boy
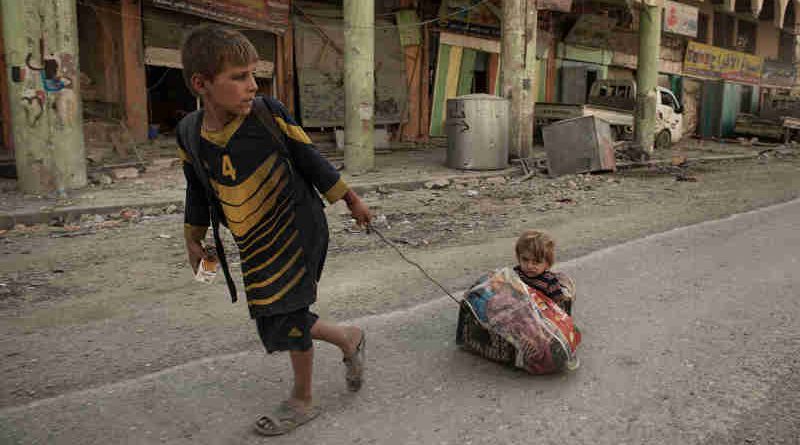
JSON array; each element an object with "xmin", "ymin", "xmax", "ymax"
[
  {"xmin": 514, "ymin": 230, "xmax": 575, "ymax": 315},
  {"xmin": 177, "ymin": 25, "xmax": 371, "ymax": 436}
]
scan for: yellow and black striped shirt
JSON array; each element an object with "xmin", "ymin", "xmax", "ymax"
[{"xmin": 178, "ymin": 97, "xmax": 348, "ymax": 317}]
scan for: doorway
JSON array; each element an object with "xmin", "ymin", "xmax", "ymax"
[{"xmin": 146, "ymin": 66, "xmax": 197, "ymax": 135}]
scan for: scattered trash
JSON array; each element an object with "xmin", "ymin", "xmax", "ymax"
[
  {"xmin": 424, "ymin": 179, "xmax": 451, "ymax": 190},
  {"xmin": 671, "ymin": 155, "xmax": 689, "ymax": 166},
  {"xmin": 88, "ymin": 172, "xmax": 114, "ymax": 186},
  {"xmin": 465, "ymin": 190, "xmax": 479, "ymax": 198},
  {"xmin": 158, "ymin": 234, "xmax": 172, "ymax": 239},
  {"xmin": 147, "ymin": 158, "xmax": 179, "ymax": 172},
  {"xmin": 119, "ymin": 209, "xmax": 141, "ymax": 221},
  {"xmin": 111, "ymin": 167, "xmax": 139, "ymax": 180},
  {"xmin": 485, "ymin": 176, "xmax": 507, "ymax": 186},
  {"xmin": 372, "ymin": 214, "xmax": 390, "ymax": 229}
]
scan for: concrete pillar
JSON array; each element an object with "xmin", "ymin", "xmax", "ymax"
[
  {"xmin": 501, "ymin": 0, "xmax": 536, "ymax": 159},
  {"xmin": 634, "ymin": 1, "xmax": 662, "ymax": 153},
  {"xmin": 1, "ymin": 0, "xmax": 87, "ymax": 193},
  {"xmin": 120, "ymin": 0, "xmax": 148, "ymax": 142},
  {"xmin": 343, "ymin": 0, "xmax": 374, "ymax": 173}
]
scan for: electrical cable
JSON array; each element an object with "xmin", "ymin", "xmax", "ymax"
[{"xmin": 367, "ymin": 223, "xmax": 461, "ymax": 304}]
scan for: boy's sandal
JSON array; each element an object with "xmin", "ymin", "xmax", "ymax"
[
  {"xmin": 253, "ymin": 400, "xmax": 321, "ymax": 436},
  {"xmin": 343, "ymin": 330, "xmax": 366, "ymax": 392}
]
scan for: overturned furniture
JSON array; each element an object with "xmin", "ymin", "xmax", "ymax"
[{"xmin": 542, "ymin": 115, "xmax": 616, "ymax": 177}]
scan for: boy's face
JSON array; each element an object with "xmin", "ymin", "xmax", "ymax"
[
  {"xmin": 193, "ymin": 62, "xmax": 258, "ymax": 118},
  {"xmin": 517, "ymin": 253, "xmax": 549, "ymax": 277}
]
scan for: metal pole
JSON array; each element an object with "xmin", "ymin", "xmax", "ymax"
[
  {"xmin": 1, "ymin": 0, "xmax": 86, "ymax": 193},
  {"xmin": 343, "ymin": 0, "xmax": 375, "ymax": 173},
  {"xmin": 634, "ymin": 0, "xmax": 662, "ymax": 153}
]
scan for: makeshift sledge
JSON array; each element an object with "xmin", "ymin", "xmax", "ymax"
[{"xmin": 456, "ymin": 267, "xmax": 581, "ymax": 374}]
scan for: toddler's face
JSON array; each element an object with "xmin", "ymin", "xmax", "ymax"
[{"xmin": 517, "ymin": 253, "xmax": 549, "ymax": 277}]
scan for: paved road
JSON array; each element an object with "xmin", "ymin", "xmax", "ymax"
[{"xmin": 2, "ymin": 200, "xmax": 798, "ymax": 445}]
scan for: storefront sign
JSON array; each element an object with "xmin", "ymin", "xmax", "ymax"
[
  {"xmin": 683, "ymin": 42, "xmax": 762, "ymax": 84},
  {"xmin": 761, "ymin": 60, "xmax": 797, "ymax": 88},
  {"xmin": 663, "ymin": 1, "xmax": 698, "ymax": 37},
  {"xmin": 152, "ymin": 0, "xmax": 290, "ymax": 33}
]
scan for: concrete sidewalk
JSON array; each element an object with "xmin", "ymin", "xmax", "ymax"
[
  {"xmin": 0, "ymin": 140, "xmax": 762, "ymax": 229},
  {"xmin": 1, "ymin": 199, "xmax": 798, "ymax": 444}
]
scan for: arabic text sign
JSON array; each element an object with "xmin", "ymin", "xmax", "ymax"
[{"xmin": 684, "ymin": 42, "xmax": 762, "ymax": 84}]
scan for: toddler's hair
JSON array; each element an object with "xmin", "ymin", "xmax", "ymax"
[
  {"xmin": 180, "ymin": 24, "xmax": 259, "ymax": 96},
  {"xmin": 515, "ymin": 230, "xmax": 555, "ymax": 265}
]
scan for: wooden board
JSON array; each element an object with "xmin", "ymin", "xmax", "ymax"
[
  {"xmin": 144, "ymin": 47, "xmax": 273, "ymax": 77},
  {"xmin": 429, "ymin": 44, "xmax": 452, "ymax": 137},
  {"xmin": 439, "ymin": 31, "xmax": 500, "ymax": 54},
  {"xmin": 487, "ymin": 53, "xmax": 500, "ymax": 95},
  {"xmin": 400, "ymin": 45, "xmax": 423, "ymax": 140},
  {"xmin": 458, "ymin": 49, "xmax": 477, "ymax": 96},
  {"xmin": 445, "ymin": 46, "xmax": 463, "ymax": 100},
  {"xmin": 428, "ymin": 44, "xmax": 464, "ymax": 137}
]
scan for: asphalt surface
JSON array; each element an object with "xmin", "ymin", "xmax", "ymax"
[{"xmin": 1, "ymin": 199, "xmax": 798, "ymax": 445}]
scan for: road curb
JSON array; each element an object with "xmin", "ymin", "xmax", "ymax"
[
  {"xmin": 0, "ymin": 153, "xmax": 763, "ymax": 230},
  {"xmin": 0, "ymin": 168, "xmax": 518, "ymax": 230},
  {"xmin": 616, "ymin": 153, "xmax": 758, "ymax": 169}
]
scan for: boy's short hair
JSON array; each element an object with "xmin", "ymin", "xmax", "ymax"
[
  {"xmin": 180, "ymin": 24, "xmax": 259, "ymax": 95},
  {"xmin": 515, "ymin": 230, "xmax": 555, "ymax": 265}
]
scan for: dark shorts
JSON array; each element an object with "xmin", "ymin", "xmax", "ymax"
[{"xmin": 255, "ymin": 307, "xmax": 319, "ymax": 353}]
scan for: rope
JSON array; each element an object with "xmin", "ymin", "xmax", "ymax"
[{"xmin": 367, "ymin": 224, "xmax": 461, "ymax": 305}]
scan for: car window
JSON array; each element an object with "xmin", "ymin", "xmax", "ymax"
[{"xmin": 660, "ymin": 91, "xmax": 680, "ymax": 112}]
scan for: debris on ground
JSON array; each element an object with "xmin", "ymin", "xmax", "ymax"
[
  {"xmin": 88, "ymin": 172, "xmax": 114, "ymax": 186},
  {"xmin": 147, "ymin": 158, "xmax": 179, "ymax": 172},
  {"xmin": 424, "ymin": 179, "xmax": 451, "ymax": 190},
  {"xmin": 485, "ymin": 176, "xmax": 507, "ymax": 186},
  {"xmin": 615, "ymin": 141, "xmax": 651, "ymax": 163},
  {"xmin": 111, "ymin": 167, "xmax": 139, "ymax": 180},
  {"xmin": 119, "ymin": 209, "xmax": 141, "ymax": 221}
]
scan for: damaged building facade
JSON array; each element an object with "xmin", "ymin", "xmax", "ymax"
[
  {"xmin": 2, "ymin": 0, "xmax": 800, "ymax": 190},
  {"xmin": 76, "ymin": 0, "xmax": 290, "ymax": 160}
]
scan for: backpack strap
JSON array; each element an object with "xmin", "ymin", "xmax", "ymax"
[
  {"xmin": 251, "ymin": 97, "xmax": 296, "ymax": 180},
  {"xmin": 177, "ymin": 112, "xmax": 239, "ymax": 303}
]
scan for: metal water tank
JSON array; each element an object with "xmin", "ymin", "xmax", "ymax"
[{"xmin": 445, "ymin": 94, "xmax": 509, "ymax": 170}]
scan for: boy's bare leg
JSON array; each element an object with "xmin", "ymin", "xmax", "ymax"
[
  {"xmin": 288, "ymin": 348, "xmax": 314, "ymax": 409},
  {"xmin": 310, "ymin": 319, "xmax": 363, "ymax": 357}
]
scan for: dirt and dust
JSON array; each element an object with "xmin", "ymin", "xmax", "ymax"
[{"xmin": 1, "ymin": 153, "xmax": 799, "ymax": 409}]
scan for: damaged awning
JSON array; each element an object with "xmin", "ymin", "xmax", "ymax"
[{"xmin": 150, "ymin": 0, "xmax": 290, "ymax": 34}]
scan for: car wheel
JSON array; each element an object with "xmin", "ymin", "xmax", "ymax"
[{"xmin": 655, "ymin": 129, "xmax": 671, "ymax": 150}]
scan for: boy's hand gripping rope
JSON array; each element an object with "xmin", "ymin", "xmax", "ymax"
[{"xmin": 366, "ymin": 224, "xmax": 461, "ymax": 304}]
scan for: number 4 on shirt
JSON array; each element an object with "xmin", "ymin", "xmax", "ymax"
[{"xmin": 221, "ymin": 154, "xmax": 237, "ymax": 181}]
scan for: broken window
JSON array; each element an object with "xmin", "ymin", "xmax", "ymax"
[
  {"xmin": 736, "ymin": 20, "xmax": 757, "ymax": 54},
  {"xmin": 713, "ymin": 13, "xmax": 735, "ymax": 49},
  {"xmin": 697, "ymin": 13, "xmax": 709, "ymax": 44},
  {"xmin": 779, "ymin": 31, "xmax": 795, "ymax": 63}
]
